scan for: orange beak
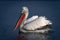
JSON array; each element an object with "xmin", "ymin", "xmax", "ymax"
[{"xmin": 14, "ymin": 13, "xmax": 25, "ymax": 31}]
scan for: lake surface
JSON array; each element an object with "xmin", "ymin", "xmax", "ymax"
[{"xmin": 0, "ymin": 1, "xmax": 60, "ymax": 40}]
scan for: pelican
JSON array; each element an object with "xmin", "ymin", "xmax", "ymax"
[{"xmin": 14, "ymin": 7, "xmax": 52, "ymax": 33}]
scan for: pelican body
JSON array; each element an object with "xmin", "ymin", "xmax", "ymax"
[{"xmin": 14, "ymin": 7, "xmax": 52, "ymax": 33}]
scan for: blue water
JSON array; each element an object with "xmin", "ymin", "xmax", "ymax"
[{"xmin": 0, "ymin": 1, "xmax": 60, "ymax": 40}]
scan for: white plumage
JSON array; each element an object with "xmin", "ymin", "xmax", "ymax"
[
  {"xmin": 24, "ymin": 16, "xmax": 52, "ymax": 30},
  {"xmin": 24, "ymin": 15, "xmax": 38, "ymax": 24}
]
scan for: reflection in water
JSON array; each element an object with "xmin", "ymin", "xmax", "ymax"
[
  {"xmin": 16, "ymin": 32, "xmax": 52, "ymax": 40},
  {"xmin": 16, "ymin": 33, "xmax": 27, "ymax": 40}
]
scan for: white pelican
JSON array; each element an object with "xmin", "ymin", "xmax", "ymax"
[{"xmin": 14, "ymin": 7, "xmax": 52, "ymax": 33}]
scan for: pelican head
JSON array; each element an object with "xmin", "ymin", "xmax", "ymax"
[
  {"xmin": 22, "ymin": 6, "xmax": 29, "ymax": 14},
  {"xmin": 14, "ymin": 6, "xmax": 29, "ymax": 30}
]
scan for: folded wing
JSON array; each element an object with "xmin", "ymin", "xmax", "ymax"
[
  {"xmin": 24, "ymin": 15, "xmax": 38, "ymax": 24},
  {"xmin": 23, "ymin": 16, "xmax": 52, "ymax": 30}
]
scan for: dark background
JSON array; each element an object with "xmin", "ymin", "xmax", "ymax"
[{"xmin": 0, "ymin": 1, "xmax": 60, "ymax": 40}]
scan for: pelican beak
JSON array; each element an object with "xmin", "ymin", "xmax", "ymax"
[{"xmin": 14, "ymin": 12, "xmax": 25, "ymax": 31}]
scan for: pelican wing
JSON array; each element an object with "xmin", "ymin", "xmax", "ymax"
[
  {"xmin": 23, "ymin": 16, "xmax": 52, "ymax": 30},
  {"xmin": 24, "ymin": 15, "xmax": 38, "ymax": 24}
]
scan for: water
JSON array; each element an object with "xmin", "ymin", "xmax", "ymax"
[{"xmin": 0, "ymin": 1, "xmax": 60, "ymax": 40}]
